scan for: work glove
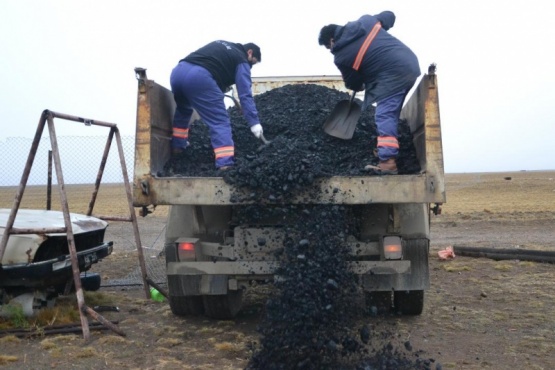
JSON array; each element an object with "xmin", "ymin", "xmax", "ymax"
[{"xmin": 250, "ymin": 123, "xmax": 263, "ymax": 139}]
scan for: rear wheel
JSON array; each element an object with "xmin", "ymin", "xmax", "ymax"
[
  {"xmin": 169, "ymin": 295, "xmax": 204, "ymax": 316},
  {"xmin": 202, "ymin": 290, "xmax": 244, "ymax": 319},
  {"xmin": 364, "ymin": 291, "xmax": 392, "ymax": 315},
  {"xmin": 394, "ymin": 290, "xmax": 424, "ymax": 315},
  {"xmin": 165, "ymin": 239, "xmax": 204, "ymax": 316}
]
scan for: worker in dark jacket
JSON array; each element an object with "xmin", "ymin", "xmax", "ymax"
[
  {"xmin": 318, "ymin": 11, "xmax": 420, "ymax": 174},
  {"xmin": 170, "ymin": 40, "xmax": 264, "ymax": 170}
]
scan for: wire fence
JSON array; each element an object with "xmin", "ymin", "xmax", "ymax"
[
  {"xmin": 0, "ymin": 135, "xmax": 167, "ymax": 286},
  {"xmin": 0, "ymin": 136, "xmax": 136, "ymax": 187}
]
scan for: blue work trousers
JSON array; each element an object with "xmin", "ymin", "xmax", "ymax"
[
  {"xmin": 170, "ymin": 61, "xmax": 234, "ymax": 168},
  {"xmin": 374, "ymin": 89, "xmax": 409, "ymax": 161}
]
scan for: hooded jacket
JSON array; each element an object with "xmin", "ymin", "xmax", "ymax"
[{"xmin": 331, "ymin": 11, "xmax": 420, "ymax": 104}]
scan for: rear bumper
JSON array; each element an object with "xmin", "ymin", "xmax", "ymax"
[
  {"xmin": 0, "ymin": 242, "xmax": 113, "ymax": 284},
  {"xmin": 167, "ymin": 260, "xmax": 415, "ymax": 296},
  {"xmin": 167, "ymin": 260, "xmax": 410, "ymax": 276}
]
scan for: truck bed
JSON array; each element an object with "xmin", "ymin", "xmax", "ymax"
[{"xmin": 132, "ymin": 68, "xmax": 445, "ymax": 206}]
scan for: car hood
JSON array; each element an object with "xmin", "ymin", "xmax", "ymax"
[
  {"xmin": 0, "ymin": 209, "xmax": 108, "ymax": 235},
  {"xmin": 1, "ymin": 209, "xmax": 108, "ymax": 265}
]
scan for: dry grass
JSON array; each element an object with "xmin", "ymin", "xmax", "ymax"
[
  {"xmin": 441, "ymin": 170, "xmax": 555, "ymax": 216},
  {"xmin": 97, "ymin": 334, "xmax": 128, "ymax": 345},
  {"xmin": 0, "ymin": 291, "xmax": 122, "ymax": 329},
  {"xmin": 213, "ymin": 341, "xmax": 245, "ymax": 354},
  {"xmin": 155, "ymin": 337, "xmax": 183, "ymax": 347},
  {"xmin": 440, "ymin": 263, "xmax": 472, "ymax": 272},
  {"xmin": 0, "ymin": 355, "xmax": 18, "ymax": 365},
  {"xmin": 0, "ymin": 335, "xmax": 20, "ymax": 344},
  {"xmin": 0, "ymin": 183, "xmax": 169, "ymax": 217}
]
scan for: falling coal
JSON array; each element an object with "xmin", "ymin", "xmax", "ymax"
[{"xmin": 246, "ymin": 204, "xmax": 360, "ymax": 369}]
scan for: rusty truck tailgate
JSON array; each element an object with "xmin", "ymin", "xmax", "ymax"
[{"xmin": 132, "ymin": 69, "xmax": 445, "ymax": 206}]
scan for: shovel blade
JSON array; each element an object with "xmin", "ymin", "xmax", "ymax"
[{"xmin": 323, "ymin": 100, "xmax": 362, "ymax": 140}]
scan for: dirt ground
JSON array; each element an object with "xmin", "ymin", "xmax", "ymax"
[{"xmin": 1, "ymin": 171, "xmax": 555, "ymax": 369}]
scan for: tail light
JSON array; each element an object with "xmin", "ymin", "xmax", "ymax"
[
  {"xmin": 177, "ymin": 240, "xmax": 196, "ymax": 261},
  {"xmin": 383, "ymin": 236, "xmax": 402, "ymax": 260}
]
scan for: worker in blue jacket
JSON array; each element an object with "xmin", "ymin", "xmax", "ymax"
[
  {"xmin": 170, "ymin": 40, "xmax": 264, "ymax": 170},
  {"xmin": 318, "ymin": 11, "xmax": 420, "ymax": 174}
]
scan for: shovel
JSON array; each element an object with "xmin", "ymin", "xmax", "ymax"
[{"xmin": 323, "ymin": 90, "xmax": 361, "ymax": 140}]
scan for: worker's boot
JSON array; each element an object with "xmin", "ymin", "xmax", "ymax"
[
  {"xmin": 364, "ymin": 158, "xmax": 398, "ymax": 175},
  {"xmin": 378, "ymin": 158, "xmax": 398, "ymax": 173},
  {"xmin": 171, "ymin": 142, "xmax": 190, "ymax": 156}
]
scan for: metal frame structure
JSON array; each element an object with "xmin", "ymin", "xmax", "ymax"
[{"xmin": 0, "ymin": 110, "xmax": 149, "ymax": 340}]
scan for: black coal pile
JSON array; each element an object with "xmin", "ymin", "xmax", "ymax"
[{"xmin": 162, "ymin": 84, "xmax": 421, "ymax": 202}]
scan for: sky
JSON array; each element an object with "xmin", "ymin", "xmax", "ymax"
[{"xmin": 1, "ymin": 0, "xmax": 554, "ymax": 174}]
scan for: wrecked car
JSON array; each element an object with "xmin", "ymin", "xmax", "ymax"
[{"xmin": 0, "ymin": 208, "xmax": 112, "ymax": 316}]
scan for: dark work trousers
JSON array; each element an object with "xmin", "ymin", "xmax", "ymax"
[
  {"xmin": 374, "ymin": 89, "xmax": 409, "ymax": 161},
  {"xmin": 170, "ymin": 61, "xmax": 234, "ymax": 168}
]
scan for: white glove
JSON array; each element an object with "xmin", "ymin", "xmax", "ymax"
[{"xmin": 250, "ymin": 123, "xmax": 263, "ymax": 139}]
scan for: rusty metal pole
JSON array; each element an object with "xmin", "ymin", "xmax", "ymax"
[
  {"xmin": 81, "ymin": 305, "xmax": 126, "ymax": 337},
  {"xmin": 86, "ymin": 128, "xmax": 114, "ymax": 216},
  {"xmin": 47, "ymin": 150, "xmax": 52, "ymax": 210},
  {"xmin": 45, "ymin": 113, "xmax": 90, "ymax": 340},
  {"xmin": 114, "ymin": 127, "xmax": 150, "ymax": 299},
  {"xmin": 0, "ymin": 111, "xmax": 48, "ymax": 263}
]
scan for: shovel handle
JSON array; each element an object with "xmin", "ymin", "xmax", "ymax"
[
  {"xmin": 260, "ymin": 134, "xmax": 271, "ymax": 145},
  {"xmin": 225, "ymin": 94, "xmax": 242, "ymax": 114},
  {"xmin": 349, "ymin": 90, "xmax": 357, "ymax": 103}
]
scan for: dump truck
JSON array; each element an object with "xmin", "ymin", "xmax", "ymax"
[{"xmin": 132, "ymin": 65, "xmax": 445, "ymax": 319}]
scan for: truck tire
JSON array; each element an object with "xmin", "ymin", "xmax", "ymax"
[
  {"xmin": 365, "ymin": 291, "xmax": 392, "ymax": 315},
  {"xmin": 169, "ymin": 295, "xmax": 204, "ymax": 316},
  {"xmin": 202, "ymin": 290, "xmax": 243, "ymax": 319},
  {"xmin": 391, "ymin": 238, "xmax": 429, "ymax": 315},
  {"xmin": 165, "ymin": 242, "xmax": 204, "ymax": 316},
  {"xmin": 393, "ymin": 290, "xmax": 424, "ymax": 315}
]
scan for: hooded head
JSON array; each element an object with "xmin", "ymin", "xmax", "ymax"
[{"xmin": 318, "ymin": 24, "xmax": 339, "ymax": 48}]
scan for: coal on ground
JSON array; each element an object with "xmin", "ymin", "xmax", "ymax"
[{"xmin": 244, "ymin": 204, "xmax": 435, "ymax": 370}]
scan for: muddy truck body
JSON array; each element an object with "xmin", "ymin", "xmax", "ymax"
[{"xmin": 133, "ymin": 67, "xmax": 445, "ymax": 318}]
